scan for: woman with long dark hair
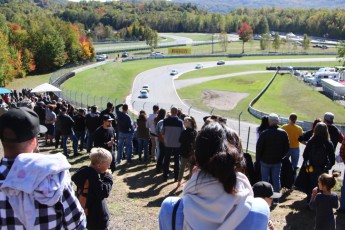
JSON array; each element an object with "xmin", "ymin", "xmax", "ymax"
[
  {"xmin": 159, "ymin": 121, "xmax": 270, "ymax": 230},
  {"xmin": 302, "ymin": 122, "xmax": 335, "ymax": 203}
]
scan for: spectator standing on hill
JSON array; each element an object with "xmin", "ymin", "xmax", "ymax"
[
  {"xmin": 256, "ymin": 115, "xmax": 269, "ymax": 140},
  {"xmin": 0, "ymin": 107, "xmax": 86, "ymax": 229},
  {"xmin": 298, "ymin": 118, "xmax": 322, "ymax": 145},
  {"xmin": 177, "ymin": 116, "xmax": 197, "ymax": 188},
  {"xmin": 33, "ymin": 101, "xmax": 45, "ymax": 127},
  {"xmin": 155, "ymin": 109, "xmax": 167, "ymax": 173},
  {"xmin": 159, "ymin": 121, "xmax": 270, "ymax": 230},
  {"xmin": 72, "ymin": 147, "xmax": 113, "ymax": 230},
  {"xmin": 94, "ymin": 115, "xmax": 117, "ymax": 173},
  {"xmin": 115, "ymin": 103, "xmax": 134, "ymax": 164},
  {"xmin": 57, "ymin": 106, "xmax": 79, "ymax": 157},
  {"xmin": 74, "ymin": 108, "xmax": 86, "ymax": 152},
  {"xmin": 256, "ymin": 113, "xmax": 290, "ymax": 204},
  {"xmin": 309, "ymin": 173, "xmax": 339, "ymax": 230},
  {"xmin": 162, "ymin": 107, "xmax": 184, "ymax": 182},
  {"xmin": 137, "ymin": 113, "xmax": 150, "ymax": 162},
  {"xmin": 100, "ymin": 102, "xmax": 117, "ymax": 137},
  {"xmin": 282, "ymin": 113, "xmax": 303, "ymax": 179},
  {"xmin": 253, "ymin": 181, "xmax": 281, "ymax": 230},
  {"xmin": 323, "ymin": 112, "xmax": 344, "ymax": 150},
  {"xmin": 44, "ymin": 104, "xmax": 56, "ymax": 145},
  {"xmin": 86, "ymin": 105, "xmax": 101, "ymax": 153},
  {"xmin": 146, "ymin": 105, "xmax": 159, "ymax": 161},
  {"xmin": 302, "ymin": 122, "xmax": 335, "ymax": 203},
  {"xmin": 337, "ymin": 139, "xmax": 345, "ymax": 213}
]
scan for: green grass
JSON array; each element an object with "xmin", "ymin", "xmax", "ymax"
[
  {"xmin": 255, "ymin": 74, "xmax": 345, "ymax": 123},
  {"xmin": 177, "ymin": 71, "xmax": 345, "ymax": 124},
  {"xmin": 6, "ymin": 73, "xmax": 51, "ymax": 91}
]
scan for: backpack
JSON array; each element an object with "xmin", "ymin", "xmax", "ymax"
[
  {"xmin": 76, "ymin": 179, "xmax": 89, "ymax": 216},
  {"xmin": 309, "ymin": 143, "xmax": 328, "ymax": 167}
]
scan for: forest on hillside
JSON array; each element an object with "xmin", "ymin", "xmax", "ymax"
[{"xmin": 54, "ymin": 1, "xmax": 345, "ymax": 40}]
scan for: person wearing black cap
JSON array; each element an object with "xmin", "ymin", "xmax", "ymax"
[
  {"xmin": 323, "ymin": 112, "xmax": 344, "ymax": 150},
  {"xmin": 0, "ymin": 107, "xmax": 86, "ymax": 229},
  {"xmin": 94, "ymin": 114, "xmax": 116, "ymax": 172},
  {"xmin": 253, "ymin": 181, "xmax": 281, "ymax": 230},
  {"xmin": 57, "ymin": 106, "xmax": 79, "ymax": 157},
  {"xmin": 256, "ymin": 113, "xmax": 289, "ymax": 205}
]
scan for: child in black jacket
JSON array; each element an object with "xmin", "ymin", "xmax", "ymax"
[{"xmin": 72, "ymin": 147, "xmax": 114, "ymax": 230}]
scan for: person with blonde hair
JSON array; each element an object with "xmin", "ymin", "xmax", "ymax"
[{"xmin": 72, "ymin": 147, "xmax": 114, "ymax": 230}]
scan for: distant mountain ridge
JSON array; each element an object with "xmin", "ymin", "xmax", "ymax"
[{"xmin": 171, "ymin": 0, "xmax": 345, "ymax": 13}]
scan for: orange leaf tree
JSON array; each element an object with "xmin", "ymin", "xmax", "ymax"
[{"xmin": 237, "ymin": 22, "xmax": 253, "ymax": 54}]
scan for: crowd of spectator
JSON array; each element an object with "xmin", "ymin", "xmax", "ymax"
[{"xmin": 1, "ymin": 89, "xmax": 345, "ymax": 229}]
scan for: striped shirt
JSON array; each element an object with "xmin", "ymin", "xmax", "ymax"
[{"xmin": 0, "ymin": 158, "xmax": 86, "ymax": 230}]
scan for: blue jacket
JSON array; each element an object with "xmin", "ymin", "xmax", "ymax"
[{"xmin": 158, "ymin": 196, "xmax": 269, "ymax": 230}]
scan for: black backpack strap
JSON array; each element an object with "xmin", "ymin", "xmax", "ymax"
[{"xmin": 172, "ymin": 198, "xmax": 182, "ymax": 230}]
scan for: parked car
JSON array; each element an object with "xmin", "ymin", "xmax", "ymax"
[
  {"xmin": 142, "ymin": 85, "xmax": 150, "ymax": 92},
  {"xmin": 195, "ymin": 64, "xmax": 204, "ymax": 69},
  {"xmin": 122, "ymin": 52, "xmax": 129, "ymax": 58},
  {"xmin": 138, "ymin": 90, "xmax": 148, "ymax": 98},
  {"xmin": 96, "ymin": 55, "xmax": 106, "ymax": 62},
  {"xmin": 217, "ymin": 60, "xmax": 225, "ymax": 65},
  {"xmin": 150, "ymin": 52, "xmax": 164, "ymax": 57},
  {"xmin": 170, "ymin": 69, "xmax": 178, "ymax": 75},
  {"xmin": 321, "ymin": 45, "xmax": 328, "ymax": 49}
]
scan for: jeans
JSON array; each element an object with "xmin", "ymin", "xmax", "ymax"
[
  {"xmin": 62, "ymin": 132, "xmax": 78, "ymax": 156},
  {"xmin": 287, "ymin": 148, "xmax": 300, "ymax": 169},
  {"xmin": 117, "ymin": 132, "xmax": 133, "ymax": 162},
  {"xmin": 75, "ymin": 130, "xmax": 86, "ymax": 151},
  {"xmin": 260, "ymin": 161, "xmax": 282, "ymax": 193},
  {"xmin": 163, "ymin": 147, "xmax": 180, "ymax": 180},
  {"xmin": 286, "ymin": 147, "xmax": 300, "ymax": 179},
  {"xmin": 137, "ymin": 138, "xmax": 149, "ymax": 161},
  {"xmin": 86, "ymin": 131, "xmax": 95, "ymax": 153},
  {"xmin": 155, "ymin": 138, "xmax": 160, "ymax": 159},
  {"xmin": 156, "ymin": 142, "xmax": 165, "ymax": 171}
]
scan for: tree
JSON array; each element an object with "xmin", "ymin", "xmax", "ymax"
[
  {"xmin": 218, "ymin": 32, "xmax": 229, "ymax": 52},
  {"xmin": 260, "ymin": 33, "xmax": 270, "ymax": 50},
  {"xmin": 237, "ymin": 22, "xmax": 253, "ymax": 53},
  {"xmin": 272, "ymin": 33, "xmax": 281, "ymax": 51},
  {"xmin": 337, "ymin": 41, "xmax": 345, "ymax": 66},
  {"xmin": 144, "ymin": 27, "xmax": 158, "ymax": 51},
  {"xmin": 256, "ymin": 16, "xmax": 269, "ymax": 34},
  {"xmin": 302, "ymin": 34, "xmax": 311, "ymax": 51}
]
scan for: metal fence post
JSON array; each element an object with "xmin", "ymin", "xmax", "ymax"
[{"xmin": 238, "ymin": 111, "xmax": 243, "ymax": 136}]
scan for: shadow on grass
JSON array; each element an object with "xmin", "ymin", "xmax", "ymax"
[
  {"xmin": 116, "ymin": 159, "xmax": 184, "ymax": 208},
  {"xmin": 283, "ymin": 199, "xmax": 315, "ymax": 230}
]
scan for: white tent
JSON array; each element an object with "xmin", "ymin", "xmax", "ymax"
[{"xmin": 31, "ymin": 83, "xmax": 61, "ymax": 93}]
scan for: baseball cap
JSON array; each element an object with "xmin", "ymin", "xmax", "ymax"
[
  {"xmin": 324, "ymin": 112, "xmax": 334, "ymax": 123},
  {"xmin": 268, "ymin": 113, "xmax": 279, "ymax": 123},
  {"xmin": 102, "ymin": 114, "xmax": 114, "ymax": 121},
  {"xmin": 252, "ymin": 181, "xmax": 281, "ymax": 199},
  {"xmin": 0, "ymin": 107, "xmax": 46, "ymax": 143}
]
